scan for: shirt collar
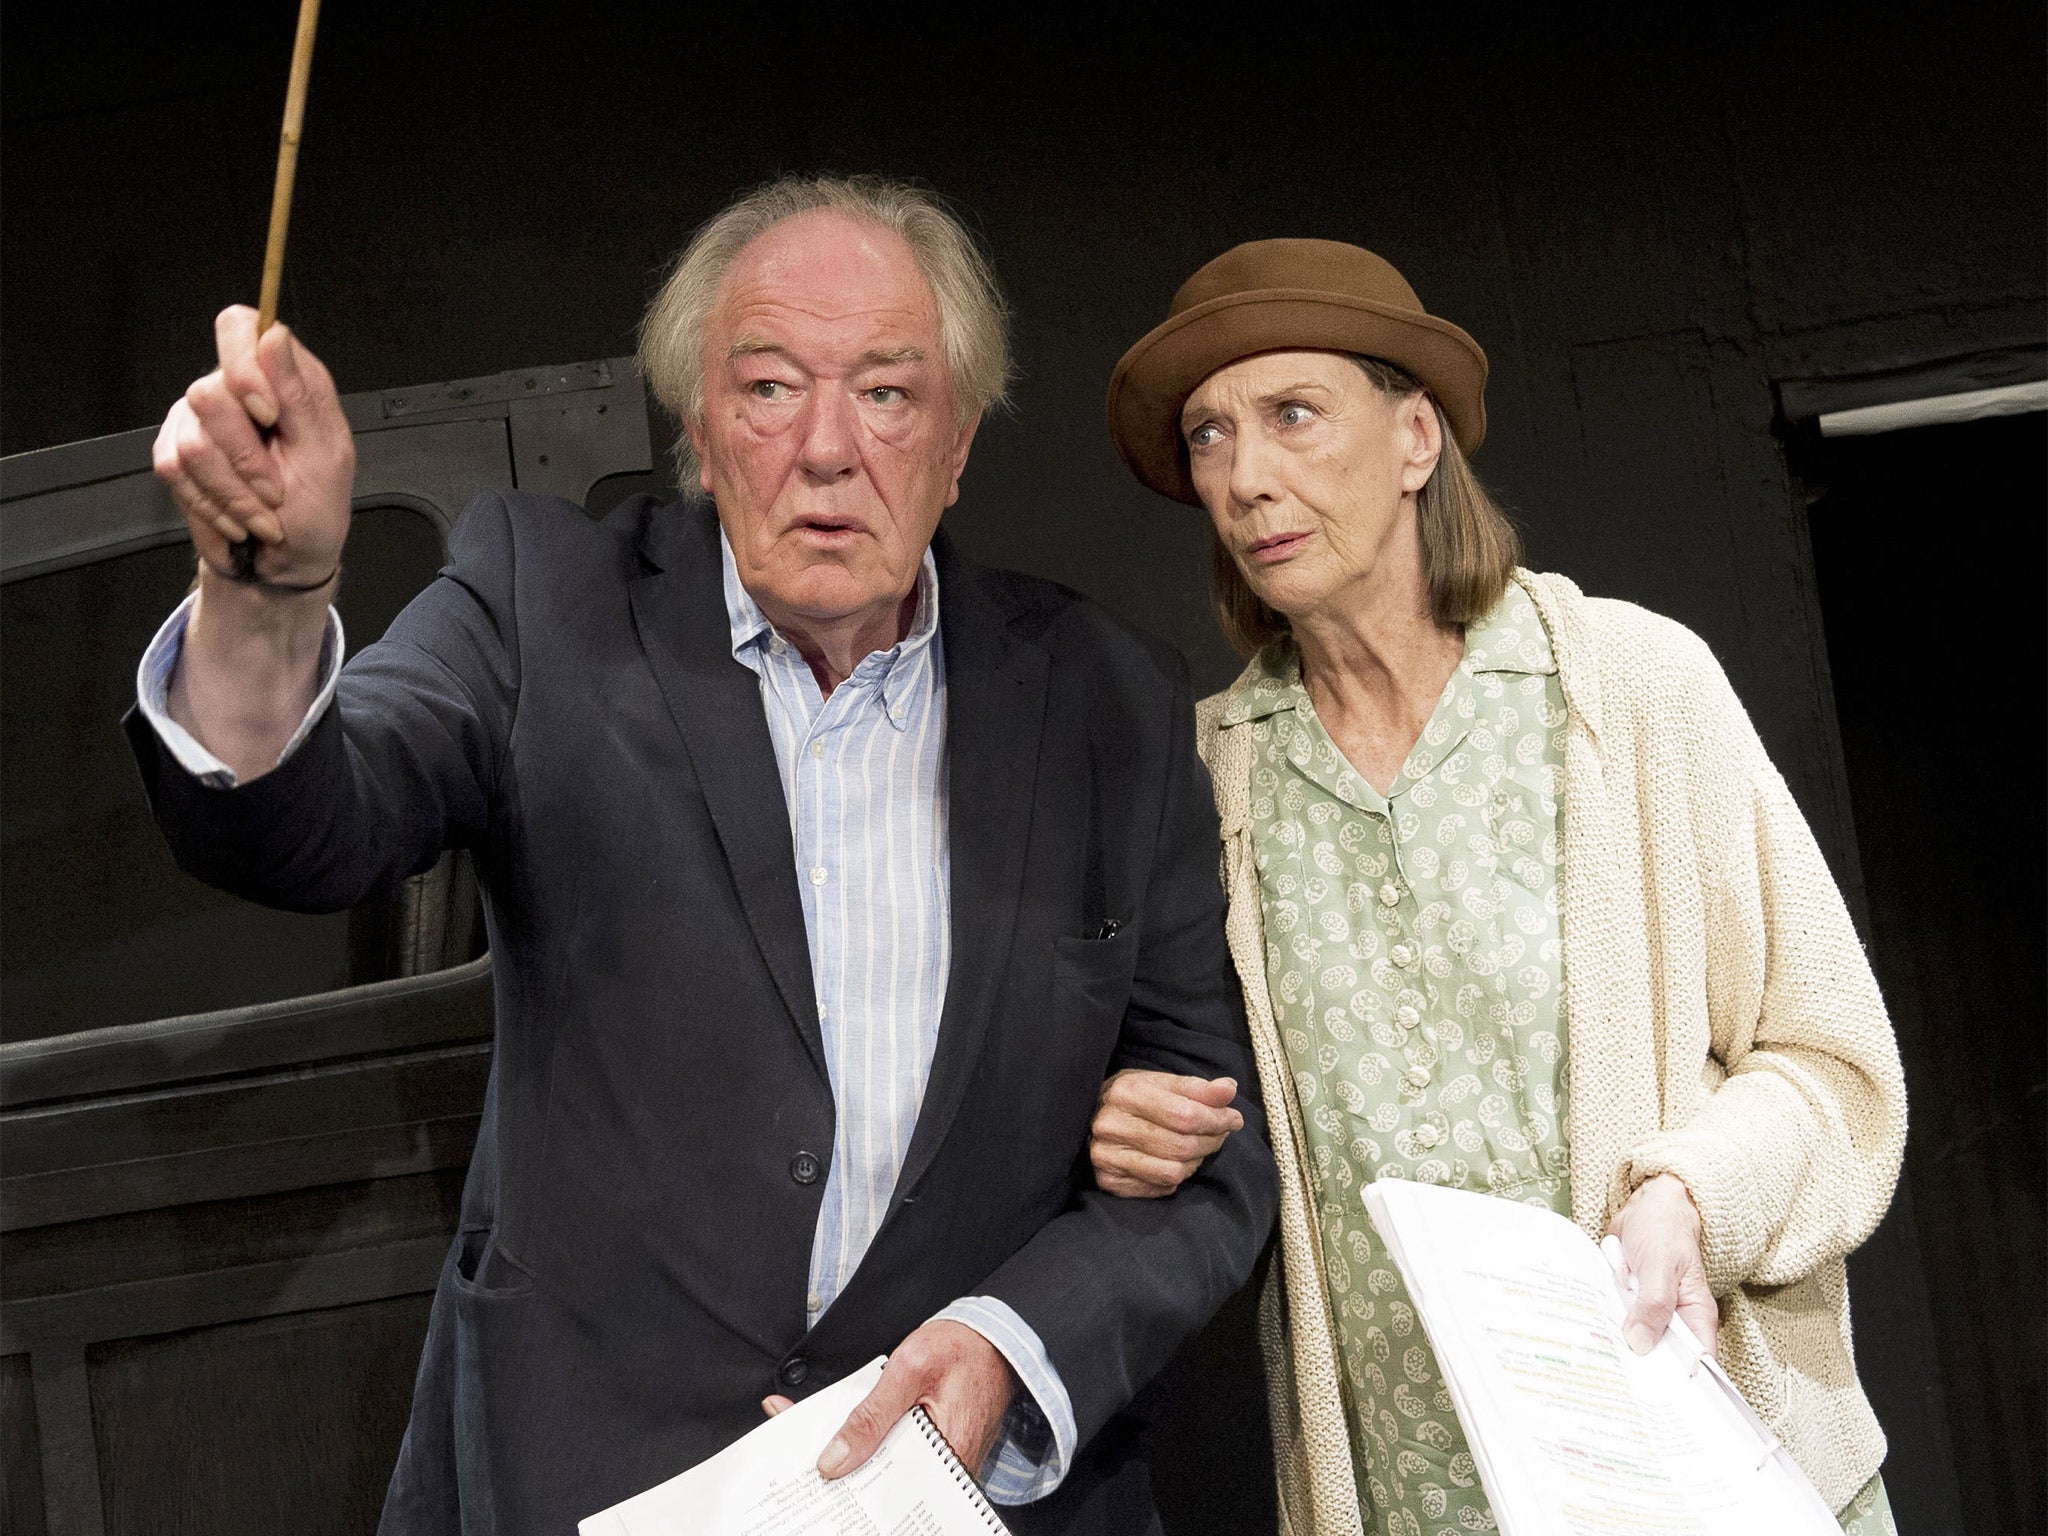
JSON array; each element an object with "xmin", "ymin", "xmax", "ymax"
[{"xmin": 719, "ymin": 528, "xmax": 942, "ymax": 725}]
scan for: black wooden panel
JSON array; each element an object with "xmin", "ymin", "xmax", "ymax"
[
  {"xmin": 0, "ymin": 955, "xmax": 491, "ymax": 1110},
  {"xmin": 3, "ymin": 1044, "xmax": 489, "ymax": 1231},
  {"xmin": 0, "ymin": 1354, "xmax": 45, "ymax": 1536},
  {"xmin": 4, "ymin": 1170, "xmax": 466, "ymax": 1309},
  {"xmin": 87, "ymin": 1295, "xmax": 433, "ymax": 1536}
]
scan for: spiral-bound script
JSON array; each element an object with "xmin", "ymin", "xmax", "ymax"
[
  {"xmin": 580, "ymin": 1357, "xmax": 1013, "ymax": 1535},
  {"xmin": 908, "ymin": 1406, "xmax": 1009, "ymax": 1533}
]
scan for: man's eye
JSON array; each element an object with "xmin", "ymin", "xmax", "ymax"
[
  {"xmin": 750, "ymin": 380, "xmax": 791, "ymax": 400},
  {"xmin": 866, "ymin": 386, "xmax": 907, "ymax": 406},
  {"xmin": 1278, "ymin": 403, "xmax": 1316, "ymax": 428},
  {"xmin": 1187, "ymin": 423, "xmax": 1222, "ymax": 449}
]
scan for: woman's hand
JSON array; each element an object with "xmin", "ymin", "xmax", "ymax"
[
  {"xmin": 1089, "ymin": 1069, "xmax": 1244, "ymax": 1198},
  {"xmin": 1606, "ymin": 1173, "xmax": 1720, "ymax": 1358}
]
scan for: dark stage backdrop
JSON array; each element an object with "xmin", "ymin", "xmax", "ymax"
[{"xmin": 3, "ymin": 5, "xmax": 2041, "ymax": 1534}]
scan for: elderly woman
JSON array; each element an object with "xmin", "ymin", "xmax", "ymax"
[{"xmin": 1088, "ymin": 240, "xmax": 1906, "ymax": 1536}]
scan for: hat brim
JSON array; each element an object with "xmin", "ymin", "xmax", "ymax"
[{"xmin": 1106, "ymin": 288, "xmax": 1489, "ymax": 507}]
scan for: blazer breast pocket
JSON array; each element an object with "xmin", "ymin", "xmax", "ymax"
[
  {"xmin": 1006, "ymin": 926, "xmax": 1143, "ymax": 1158},
  {"xmin": 1049, "ymin": 925, "xmax": 1141, "ymax": 1044}
]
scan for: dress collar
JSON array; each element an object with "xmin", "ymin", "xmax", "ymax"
[{"xmin": 1219, "ymin": 577, "xmax": 1555, "ymax": 728}]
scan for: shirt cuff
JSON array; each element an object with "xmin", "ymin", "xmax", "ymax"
[
  {"xmin": 134, "ymin": 591, "xmax": 344, "ymax": 789},
  {"xmin": 930, "ymin": 1296, "xmax": 1076, "ymax": 1506}
]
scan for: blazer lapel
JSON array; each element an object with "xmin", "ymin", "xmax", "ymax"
[
  {"xmin": 893, "ymin": 533, "xmax": 1050, "ymax": 1203},
  {"xmin": 626, "ymin": 500, "xmax": 826, "ymax": 1081}
]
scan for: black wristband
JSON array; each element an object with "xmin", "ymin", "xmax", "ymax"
[{"xmin": 199, "ymin": 545, "xmax": 341, "ymax": 594}]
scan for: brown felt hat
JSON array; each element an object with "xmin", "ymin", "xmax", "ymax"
[{"xmin": 1106, "ymin": 238, "xmax": 1488, "ymax": 506}]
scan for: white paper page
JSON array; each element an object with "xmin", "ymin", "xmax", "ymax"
[
  {"xmin": 1365, "ymin": 1181, "xmax": 1838, "ymax": 1536},
  {"xmin": 579, "ymin": 1357, "xmax": 1005, "ymax": 1536}
]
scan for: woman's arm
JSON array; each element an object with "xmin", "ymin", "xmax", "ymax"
[{"xmin": 1612, "ymin": 640, "xmax": 1908, "ymax": 1297}]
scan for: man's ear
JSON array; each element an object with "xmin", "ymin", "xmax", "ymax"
[
  {"xmin": 944, "ymin": 410, "xmax": 984, "ymax": 509},
  {"xmin": 687, "ymin": 419, "xmax": 715, "ymax": 497},
  {"xmin": 1397, "ymin": 393, "xmax": 1444, "ymax": 495}
]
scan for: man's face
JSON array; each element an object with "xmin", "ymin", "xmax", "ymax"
[{"xmin": 691, "ymin": 209, "xmax": 979, "ymax": 632}]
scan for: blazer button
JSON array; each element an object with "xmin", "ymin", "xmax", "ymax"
[
  {"xmin": 790, "ymin": 1151, "xmax": 822, "ymax": 1186},
  {"xmin": 779, "ymin": 1356, "xmax": 809, "ymax": 1389}
]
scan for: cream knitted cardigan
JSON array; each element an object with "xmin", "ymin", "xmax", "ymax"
[{"xmin": 1197, "ymin": 570, "xmax": 1907, "ymax": 1534}]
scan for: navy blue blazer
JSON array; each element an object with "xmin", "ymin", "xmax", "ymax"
[{"xmin": 127, "ymin": 493, "xmax": 1278, "ymax": 1536}]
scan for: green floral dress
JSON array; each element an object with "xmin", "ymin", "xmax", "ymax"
[{"xmin": 1230, "ymin": 583, "xmax": 1895, "ymax": 1536}]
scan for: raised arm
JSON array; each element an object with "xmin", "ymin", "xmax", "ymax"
[
  {"xmin": 152, "ymin": 306, "xmax": 356, "ymax": 781},
  {"xmin": 132, "ymin": 316, "xmax": 522, "ymax": 914}
]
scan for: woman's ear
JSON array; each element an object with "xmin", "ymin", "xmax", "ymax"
[{"xmin": 1397, "ymin": 392, "xmax": 1444, "ymax": 494}]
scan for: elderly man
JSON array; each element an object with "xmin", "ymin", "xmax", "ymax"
[{"xmin": 126, "ymin": 175, "xmax": 1275, "ymax": 1535}]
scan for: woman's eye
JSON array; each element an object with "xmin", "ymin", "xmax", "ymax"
[
  {"xmin": 1187, "ymin": 423, "xmax": 1222, "ymax": 449},
  {"xmin": 866, "ymin": 386, "xmax": 907, "ymax": 406},
  {"xmin": 1278, "ymin": 403, "xmax": 1316, "ymax": 428}
]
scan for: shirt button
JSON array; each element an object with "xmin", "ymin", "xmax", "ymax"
[
  {"xmin": 1406, "ymin": 1067, "xmax": 1431, "ymax": 1089},
  {"xmin": 811, "ymin": 740, "xmax": 825, "ymax": 759},
  {"xmin": 890, "ymin": 703, "xmax": 906, "ymax": 720},
  {"xmin": 1395, "ymin": 1005, "xmax": 1420, "ymax": 1028},
  {"xmin": 789, "ymin": 1151, "xmax": 822, "ymax": 1186},
  {"xmin": 806, "ymin": 1292, "xmax": 822, "ymax": 1313},
  {"xmin": 809, "ymin": 866, "xmax": 828, "ymax": 885},
  {"xmin": 1379, "ymin": 882, "xmax": 1402, "ymax": 907},
  {"xmin": 1391, "ymin": 945, "xmax": 1416, "ymax": 967},
  {"xmin": 779, "ymin": 1356, "xmax": 809, "ymax": 1389},
  {"xmin": 770, "ymin": 637, "xmax": 788, "ymax": 656}
]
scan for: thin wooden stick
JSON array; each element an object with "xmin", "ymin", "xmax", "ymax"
[{"xmin": 257, "ymin": 0, "xmax": 323, "ymax": 334}]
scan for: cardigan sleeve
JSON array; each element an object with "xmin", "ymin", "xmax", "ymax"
[{"xmin": 1611, "ymin": 640, "xmax": 1907, "ymax": 1296}]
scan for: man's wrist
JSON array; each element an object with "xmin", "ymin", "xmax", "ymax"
[
  {"xmin": 176, "ymin": 566, "xmax": 335, "ymax": 760},
  {"xmin": 197, "ymin": 549, "xmax": 342, "ymax": 595},
  {"xmin": 192, "ymin": 557, "xmax": 338, "ymax": 641}
]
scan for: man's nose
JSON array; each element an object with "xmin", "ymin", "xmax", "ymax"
[{"xmin": 798, "ymin": 389, "xmax": 860, "ymax": 482}]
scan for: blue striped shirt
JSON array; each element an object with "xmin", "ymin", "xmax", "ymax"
[{"xmin": 719, "ymin": 533, "xmax": 1074, "ymax": 1503}]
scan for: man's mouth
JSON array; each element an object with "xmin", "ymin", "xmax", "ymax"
[{"xmin": 792, "ymin": 514, "xmax": 865, "ymax": 539}]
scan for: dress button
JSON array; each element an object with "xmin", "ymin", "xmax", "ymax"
[
  {"xmin": 1414, "ymin": 1125, "xmax": 1441, "ymax": 1148},
  {"xmin": 1379, "ymin": 883, "xmax": 1402, "ymax": 907},
  {"xmin": 790, "ymin": 1151, "xmax": 822, "ymax": 1186},
  {"xmin": 1391, "ymin": 945, "xmax": 1415, "ymax": 967},
  {"xmin": 1406, "ymin": 1067, "xmax": 1431, "ymax": 1089},
  {"xmin": 1395, "ymin": 1005, "xmax": 1420, "ymax": 1028},
  {"xmin": 779, "ymin": 1356, "xmax": 809, "ymax": 1389},
  {"xmin": 809, "ymin": 866, "xmax": 828, "ymax": 885}
]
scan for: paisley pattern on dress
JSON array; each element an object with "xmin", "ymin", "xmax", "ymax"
[{"xmin": 1235, "ymin": 582, "xmax": 1893, "ymax": 1535}]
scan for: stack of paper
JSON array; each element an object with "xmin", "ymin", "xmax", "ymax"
[
  {"xmin": 1363, "ymin": 1179, "xmax": 1841, "ymax": 1536},
  {"xmin": 581, "ymin": 1358, "xmax": 1009, "ymax": 1536}
]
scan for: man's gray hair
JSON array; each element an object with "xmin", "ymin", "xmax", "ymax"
[{"xmin": 639, "ymin": 174, "xmax": 1012, "ymax": 487}]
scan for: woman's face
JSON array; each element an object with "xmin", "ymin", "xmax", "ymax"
[{"xmin": 1180, "ymin": 349, "xmax": 1442, "ymax": 626}]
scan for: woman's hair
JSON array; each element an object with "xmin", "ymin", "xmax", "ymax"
[
  {"xmin": 639, "ymin": 173, "xmax": 1012, "ymax": 486},
  {"xmin": 1211, "ymin": 354, "xmax": 1522, "ymax": 658}
]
